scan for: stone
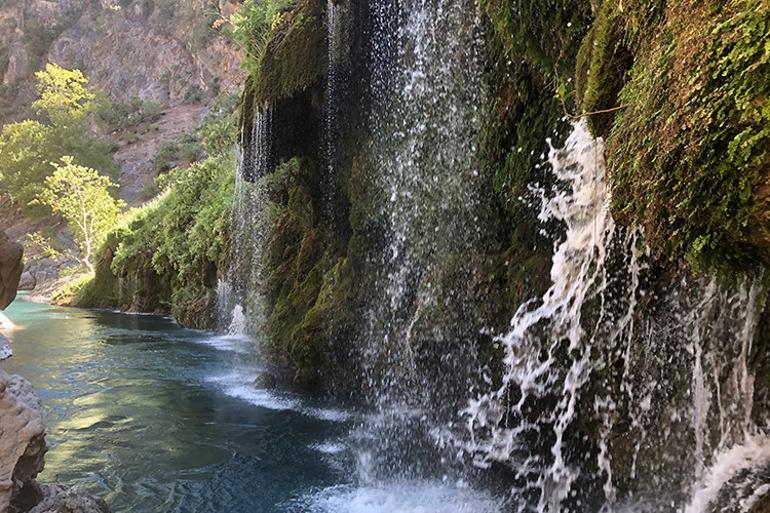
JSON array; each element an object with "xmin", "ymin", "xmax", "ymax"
[
  {"xmin": 0, "ymin": 370, "xmax": 111, "ymax": 512},
  {"xmin": 0, "ymin": 231, "xmax": 23, "ymax": 310},
  {"xmin": 18, "ymin": 271, "xmax": 35, "ymax": 292},
  {"xmin": 0, "ymin": 370, "xmax": 46, "ymax": 513},
  {"xmin": 254, "ymin": 371, "xmax": 277, "ymax": 390},
  {"xmin": 0, "ymin": 333, "xmax": 11, "ymax": 360},
  {"xmin": 27, "ymin": 485, "xmax": 110, "ymax": 513}
]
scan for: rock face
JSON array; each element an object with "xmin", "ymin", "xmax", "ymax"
[
  {"xmin": 0, "ymin": 231, "xmax": 23, "ymax": 310},
  {"xmin": 0, "ymin": 0, "xmax": 241, "ymax": 120},
  {"xmin": 0, "ymin": 370, "xmax": 46, "ymax": 512},
  {"xmin": 0, "ymin": 369, "xmax": 110, "ymax": 513}
]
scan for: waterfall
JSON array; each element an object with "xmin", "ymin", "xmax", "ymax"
[
  {"xmin": 364, "ymin": 0, "xmax": 486, "ymax": 404},
  {"xmin": 461, "ymin": 122, "xmax": 768, "ymax": 512},
  {"xmin": 217, "ymin": 106, "xmax": 273, "ymax": 336}
]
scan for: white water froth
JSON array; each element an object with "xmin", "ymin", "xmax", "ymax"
[
  {"xmin": 311, "ymin": 441, "xmax": 347, "ymax": 455},
  {"xmin": 206, "ymin": 371, "xmax": 353, "ymax": 422},
  {"xmin": 463, "ymin": 121, "xmax": 633, "ymax": 511},
  {"xmin": 462, "ymin": 121, "xmax": 769, "ymax": 512},
  {"xmin": 684, "ymin": 434, "xmax": 770, "ymax": 513},
  {"xmin": 303, "ymin": 481, "xmax": 502, "ymax": 513}
]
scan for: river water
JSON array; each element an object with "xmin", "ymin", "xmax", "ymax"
[
  {"xmin": 1, "ymin": 296, "xmax": 501, "ymax": 513},
  {"xmin": 1, "ymin": 296, "xmax": 351, "ymax": 513}
]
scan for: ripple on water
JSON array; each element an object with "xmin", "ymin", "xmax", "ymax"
[
  {"xmin": 298, "ymin": 481, "xmax": 503, "ymax": 513},
  {"xmin": 193, "ymin": 334, "xmax": 255, "ymax": 354}
]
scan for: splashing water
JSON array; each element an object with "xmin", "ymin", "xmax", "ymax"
[
  {"xmin": 218, "ymin": 107, "xmax": 274, "ymax": 335},
  {"xmin": 363, "ymin": 0, "xmax": 486, "ymax": 408},
  {"xmin": 461, "ymin": 122, "xmax": 768, "ymax": 512}
]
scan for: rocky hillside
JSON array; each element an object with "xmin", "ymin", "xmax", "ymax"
[
  {"xmin": 1, "ymin": 0, "xmax": 242, "ymax": 201},
  {"xmin": 1, "ymin": 0, "xmax": 242, "ymax": 120}
]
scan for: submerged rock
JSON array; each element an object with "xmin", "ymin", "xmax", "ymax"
[
  {"xmin": 0, "ymin": 369, "xmax": 110, "ymax": 513},
  {"xmin": 27, "ymin": 485, "xmax": 110, "ymax": 513}
]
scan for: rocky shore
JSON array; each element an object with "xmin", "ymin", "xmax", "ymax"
[
  {"xmin": 0, "ymin": 370, "xmax": 110, "ymax": 513},
  {"xmin": 0, "ymin": 231, "xmax": 110, "ymax": 513}
]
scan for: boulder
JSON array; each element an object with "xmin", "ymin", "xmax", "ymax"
[
  {"xmin": 27, "ymin": 485, "xmax": 110, "ymax": 513},
  {"xmin": 0, "ymin": 231, "xmax": 23, "ymax": 310},
  {"xmin": 18, "ymin": 271, "xmax": 35, "ymax": 292},
  {"xmin": 0, "ymin": 333, "xmax": 11, "ymax": 360},
  {"xmin": 0, "ymin": 370, "xmax": 46, "ymax": 513},
  {"xmin": 0, "ymin": 370, "xmax": 111, "ymax": 513},
  {"xmin": 254, "ymin": 371, "xmax": 277, "ymax": 390}
]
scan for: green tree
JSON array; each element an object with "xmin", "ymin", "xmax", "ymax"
[
  {"xmin": 200, "ymin": 118, "xmax": 237, "ymax": 157},
  {"xmin": 34, "ymin": 156, "xmax": 125, "ymax": 272},
  {"xmin": 0, "ymin": 120, "xmax": 52, "ymax": 209},
  {"xmin": 0, "ymin": 65, "xmax": 118, "ymax": 215},
  {"xmin": 33, "ymin": 63, "xmax": 96, "ymax": 129}
]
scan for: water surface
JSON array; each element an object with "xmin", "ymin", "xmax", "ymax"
[
  {"xmin": 2, "ymin": 297, "xmax": 350, "ymax": 513},
  {"xmin": 2, "ymin": 297, "xmax": 502, "ymax": 513}
]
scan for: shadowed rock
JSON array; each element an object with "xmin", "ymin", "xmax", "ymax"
[
  {"xmin": 0, "ymin": 369, "xmax": 111, "ymax": 513},
  {"xmin": 0, "ymin": 231, "xmax": 23, "ymax": 310}
]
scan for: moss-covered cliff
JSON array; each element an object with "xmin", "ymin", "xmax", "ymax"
[
  {"xmin": 56, "ymin": 158, "xmax": 233, "ymax": 330},
  {"xmin": 231, "ymin": 0, "xmax": 770, "ymax": 504}
]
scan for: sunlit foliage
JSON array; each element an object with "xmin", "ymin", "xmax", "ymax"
[{"xmin": 33, "ymin": 156, "xmax": 125, "ymax": 272}]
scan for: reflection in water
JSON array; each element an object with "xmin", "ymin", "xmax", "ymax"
[{"xmin": 1, "ymin": 297, "xmax": 350, "ymax": 513}]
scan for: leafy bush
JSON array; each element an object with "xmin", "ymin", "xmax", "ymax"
[
  {"xmin": 230, "ymin": 0, "xmax": 295, "ymax": 74},
  {"xmin": 99, "ymin": 97, "xmax": 162, "ymax": 131},
  {"xmin": 66, "ymin": 156, "xmax": 235, "ymax": 326}
]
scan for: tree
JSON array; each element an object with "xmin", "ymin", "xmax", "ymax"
[
  {"xmin": 32, "ymin": 63, "xmax": 96, "ymax": 129},
  {"xmin": 34, "ymin": 156, "xmax": 125, "ymax": 273},
  {"xmin": 0, "ymin": 120, "xmax": 53, "ymax": 210},
  {"xmin": 0, "ymin": 65, "xmax": 118, "ymax": 216},
  {"xmin": 200, "ymin": 118, "xmax": 237, "ymax": 157}
]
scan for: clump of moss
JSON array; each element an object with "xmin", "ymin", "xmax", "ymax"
[
  {"xmin": 604, "ymin": 0, "xmax": 770, "ymax": 275},
  {"xmin": 574, "ymin": 2, "xmax": 633, "ymax": 136},
  {"xmin": 252, "ymin": 0, "xmax": 327, "ymax": 104},
  {"xmin": 257, "ymin": 158, "xmax": 326, "ymax": 383}
]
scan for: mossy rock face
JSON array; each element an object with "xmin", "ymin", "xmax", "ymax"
[
  {"xmin": 574, "ymin": 1, "xmax": 633, "ymax": 136},
  {"xmin": 253, "ymin": 0, "xmax": 327, "ymax": 105},
  {"xmin": 575, "ymin": 0, "xmax": 770, "ymax": 275}
]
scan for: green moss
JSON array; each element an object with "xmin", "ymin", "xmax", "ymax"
[
  {"xmin": 252, "ymin": 0, "xmax": 326, "ymax": 104},
  {"xmin": 574, "ymin": 2, "xmax": 633, "ymax": 135},
  {"xmin": 481, "ymin": 0, "xmax": 593, "ymax": 93},
  {"xmin": 605, "ymin": 0, "xmax": 770, "ymax": 275},
  {"xmin": 256, "ymin": 158, "xmax": 334, "ymax": 383}
]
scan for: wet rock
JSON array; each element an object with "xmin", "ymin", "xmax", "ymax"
[
  {"xmin": 749, "ymin": 490, "xmax": 770, "ymax": 513},
  {"xmin": 27, "ymin": 484, "xmax": 110, "ymax": 513},
  {"xmin": 0, "ymin": 370, "xmax": 46, "ymax": 513},
  {"xmin": 0, "ymin": 231, "xmax": 23, "ymax": 310},
  {"xmin": 254, "ymin": 372, "xmax": 277, "ymax": 390},
  {"xmin": 18, "ymin": 271, "xmax": 35, "ymax": 291},
  {"xmin": 0, "ymin": 333, "xmax": 11, "ymax": 360}
]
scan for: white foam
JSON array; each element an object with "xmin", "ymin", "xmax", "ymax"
[
  {"xmin": 207, "ymin": 372, "xmax": 353, "ymax": 422},
  {"xmin": 305, "ymin": 407, "xmax": 353, "ymax": 422},
  {"xmin": 223, "ymin": 384, "xmax": 301, "ymax": 411},
  {"xmin": 684, "ymin": 434, "xmax": 770, "ymax": 513},
  {"xmin": 304, "ymin": 481, "xmax": 502, "ymax": 513},
  {"xmin": 194, "ymin": 334, "xmax": 254, "ymax": 354},
  {"xmin": 206, "ymin": 372, "xmax": 300, "ymax": 411},
  {"xmin": 311, "ymin": 441, "xmax": 347, "ymax": 454}
]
